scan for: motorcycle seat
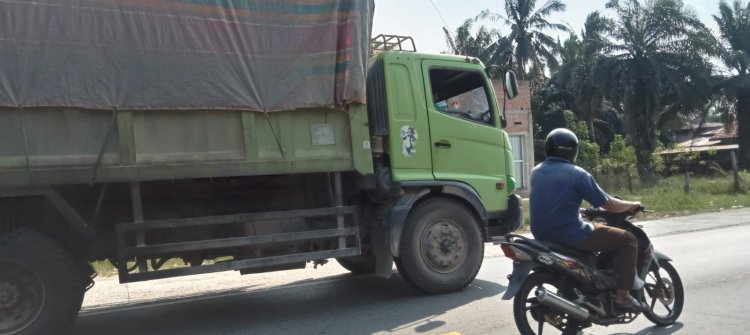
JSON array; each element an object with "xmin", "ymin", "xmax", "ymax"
[{"xmin": 536, "ymin": 239, "xmax": 591, "ymax": 258}]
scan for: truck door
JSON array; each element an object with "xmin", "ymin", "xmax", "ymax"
[{"xmin": 422, "ymin": 61, "xmax": 509, "ymax": 212}]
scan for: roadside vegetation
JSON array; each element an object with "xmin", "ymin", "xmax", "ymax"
[{"xmin": 612, "ymin": 172, "xmax": 750, "ymax": 213}]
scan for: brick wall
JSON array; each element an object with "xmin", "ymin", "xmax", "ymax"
[{"xmin": 492, "ymin": 79, "xmax": 531, "ymax": 133}]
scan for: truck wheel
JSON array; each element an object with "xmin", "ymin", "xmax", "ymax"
[
  {"xmin": 394, "ymin": 257, "xmax": 415, "ymax": 286},
  {"xmin": 0, "ymin": 229, "xmax": 85, "ymax": 335},
  {"xmin": 336, "ymin": 254, "xmax": 376, "ymax": 274},
  {"xmin": 397, "ymin": 197, "xmax": 484, "ymax": 294}
]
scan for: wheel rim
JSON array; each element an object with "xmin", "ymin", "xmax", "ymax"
[
  {"xmin": 419, "ymin": 219, "xmax": 468, "ymax": 274},
  {"xmin": 0, "ymin": 261, "xmax": 46, "ymax": 334},
  {"xmin": 644, "ymin": 267, "xmax": 678, "ymax": 319},
  {"xmin": 522, "ymin": 281, "xmax": 575, "ymax": 334}
]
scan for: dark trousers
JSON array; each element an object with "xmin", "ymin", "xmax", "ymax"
[{"xmin": 574, "ymin": 223, "xmax": 637, "ymax": 290}]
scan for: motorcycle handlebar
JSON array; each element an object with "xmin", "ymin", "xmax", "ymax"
[{"xmin": 581, "ymin": 205, "xmax": 647, "ymax": 225}]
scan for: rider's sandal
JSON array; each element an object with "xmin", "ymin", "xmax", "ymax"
[{"xmin": 614, "ymin": 295, "xmax": 646, "ymax": 311}]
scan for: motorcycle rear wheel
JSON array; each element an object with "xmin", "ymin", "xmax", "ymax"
[
  {"xmin": 642, "ymin": 259, "xmax": 684, "ymax": 325},
  {"xmin": 513, "ymin": 272, "xmax": 581, "ymax": 335}
]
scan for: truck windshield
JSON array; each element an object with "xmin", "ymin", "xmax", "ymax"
[{"xmin": 429, "ymin": 68, "xmax": 493, "ymax": 126}]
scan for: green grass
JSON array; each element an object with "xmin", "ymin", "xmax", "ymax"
[
  {"xmin": 91, "ymin": 260, "xmax": 118, "ymax": 277},
  {"xmin": 611, "ymin": 173, "xmax": 749, "ymax": 216}
]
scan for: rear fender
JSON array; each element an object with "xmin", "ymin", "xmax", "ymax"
[
  {"xmin": 653, "ymin": 250, "xmax": 672, "ymax": 262},
  {"xmin": 642, "ymin": 251, "xmax": 673, "ymax": 279},
  {"xmin": 501, "ymin": 261, "xmax": 534, "ymax": 300}
]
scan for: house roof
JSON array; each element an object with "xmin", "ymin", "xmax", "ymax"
[
  {"xmin": 672, "ymin": 122, "xmax": 737, "ymax": 144},
  {"xmin": 675, "ymin": 137, "xmax": 722, "ymax": 148},
  {"xmin": 710, "ymin": 125, "xmax": 737, "ymax": 139},
  {"xmin": 661, "ymin": 144, "xmax": 738, "ymax": 155},
  {"xmin": 662, "ymin": 121, "xmax": 738, "ymax": 155}
]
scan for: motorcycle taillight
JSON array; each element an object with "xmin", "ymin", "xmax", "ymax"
[{"xmin": 501, "ymin": 244, "xmax": 531, "ymax": 261}]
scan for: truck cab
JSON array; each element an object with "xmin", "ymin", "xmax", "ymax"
[{"xmin": 359, "ymin": 36, "xmax": 523, "ymax": 293}]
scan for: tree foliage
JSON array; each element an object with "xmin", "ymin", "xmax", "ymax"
[
  {"xmin": 443, "ymin": 19, "xmax": 513, "ymax": 72},
  {"xmin": 540, "ymin": 12, "xmax": 615, "ymax": 150},
  {"xmin": 563, "ymin": 111, "xmax": 600, "ymax": 171},
  {"xmin": 714, "ymin": 0, "xmax": 750, "ymax": 169},
  {"xmin": 477, "ymin": 0, "xmax": 570, "ymax": 76},
  {"xmin": 593, "ymin": 0, "xmax": 717, "ymax": 180},
  {"xmin": 600, "ymin": 135, "xmax": 638, "ymax": 174}
]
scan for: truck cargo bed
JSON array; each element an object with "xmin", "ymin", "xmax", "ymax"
[{"xmin": 0, "ymin": 106, "xmax": 371, "ymax": 187}]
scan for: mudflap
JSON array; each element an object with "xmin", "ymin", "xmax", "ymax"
[
  {"xmin": 372, "ymin": 215, "xmax": 394, "ymax": 278},
  {"xmin": 501, "ymin": 261, "xmax": 534, "ymax": 300},
  {"xmin": 505, "ymin": 194, "xmax": 524, "ymax": 232}
]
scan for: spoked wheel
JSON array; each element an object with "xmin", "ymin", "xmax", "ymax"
[
  {"xmin": 642, "ymin": 259, "xmax": 684, "ymax": 326},
  {"xmin": 513, "ymin": 272, "xmax": 581, "ymax": 335}
]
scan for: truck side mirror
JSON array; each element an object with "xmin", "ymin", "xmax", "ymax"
[{"xmin": 505, "ymin": 70, "xmax": 518, "ymax": 99}]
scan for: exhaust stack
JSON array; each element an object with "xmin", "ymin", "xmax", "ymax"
[{"xmin": 535, "ymin": 287, "xmax": 590, "ymax": 321}]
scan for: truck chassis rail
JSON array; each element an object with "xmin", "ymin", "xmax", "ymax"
[{"xmin": 116, "ymin": 206, "xmax": 360, "ymax": 283}]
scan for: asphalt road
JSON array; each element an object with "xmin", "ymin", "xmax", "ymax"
[{"xmin": 73, "ymin": 209, "xmax": 750, "ymax": 335}]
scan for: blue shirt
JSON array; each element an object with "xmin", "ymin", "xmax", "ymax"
[{"xmin": 529, "ymin": 157, "xmax": 609, "ymax": 244}]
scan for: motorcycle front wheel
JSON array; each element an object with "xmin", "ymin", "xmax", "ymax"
[
  {"xmin": 641, "ymin": 259, "xmax": 684, "ymax": 326},
  {"xmin": 513, "ymin": 272, "xmax": 581, "ymax": 335}
]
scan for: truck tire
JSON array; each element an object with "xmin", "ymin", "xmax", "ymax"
[
  {"xmin": 0, "ymin": 229, "xmax": 85, "ymax": 335},
  {"xmin": 397, "ymin": 197, "xmax": 484, "ymax": 294},
  {"xmin": 336, "ymin": 254, "xmax": 376, "ymax": 274},
  {"xmin": 393, "ymin": 257, "xmax": 415, "ymax": 286}
]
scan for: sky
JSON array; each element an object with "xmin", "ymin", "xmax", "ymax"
[{"xmin": 372, "ymin": 0, "xmax": 723, "ymax": 54}]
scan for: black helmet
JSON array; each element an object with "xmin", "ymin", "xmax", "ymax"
[{"xmin": 545, "ymin": 128, "xmax": 579, "ymax": 162}]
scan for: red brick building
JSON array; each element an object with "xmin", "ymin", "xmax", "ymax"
[{"xmin": 493, "ymin": 79, "xmax": 534, "ymax": 189}]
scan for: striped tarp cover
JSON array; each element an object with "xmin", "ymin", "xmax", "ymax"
[{"xmin": 0, "ymin": 0, "xmax": 373, "ymax": 111}]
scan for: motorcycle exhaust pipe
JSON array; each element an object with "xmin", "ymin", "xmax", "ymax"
[{"xmin": 535, "ymin": 287, "xmax": 590, "ymax": 321}]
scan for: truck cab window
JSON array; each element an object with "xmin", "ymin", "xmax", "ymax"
[{"xmin": 429, "ymin": 68, "xmax": 494, "ymax": 126}]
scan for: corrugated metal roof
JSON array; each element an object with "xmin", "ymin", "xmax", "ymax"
[{"xmin": 660, "ymin": 144, "xmax": 738, "ymax": 155}]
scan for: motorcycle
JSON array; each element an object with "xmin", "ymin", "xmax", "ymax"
[{"xmin": 499, "ymin": 207, "xmax": 684, "ymax": 334}]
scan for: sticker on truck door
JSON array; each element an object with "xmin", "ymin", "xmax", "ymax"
[{"xmin": 401, "ymin": 125, "xmax": 418, "ymax": 157}]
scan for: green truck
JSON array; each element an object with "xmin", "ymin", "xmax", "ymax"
[{"xmin": 0, "ymin": 1, "xmax": 522, "ymax": 334}]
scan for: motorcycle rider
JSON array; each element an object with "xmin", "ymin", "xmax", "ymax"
[{"xmin": 529, "ymin": 128, "xmax": 643, "ymax": 310}]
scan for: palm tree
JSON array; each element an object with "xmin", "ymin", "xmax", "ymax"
[
  {"xmin": 714, "ymin": 0, "xmax": 750, "ymax": 170},
  {"xmin": 443, "ymin": 19, "xmax": 513, "ymax": 75},
  {"xmin": 594, "ymin": 0, "xmax": 717, "ymax": 180},
  {"xmin": 545, "ymin": 12, "xmax": 609, "ymax": 130},
  {"xmin": 478, "ymin": 0, "xmax": 570, "ymax": 76}
]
